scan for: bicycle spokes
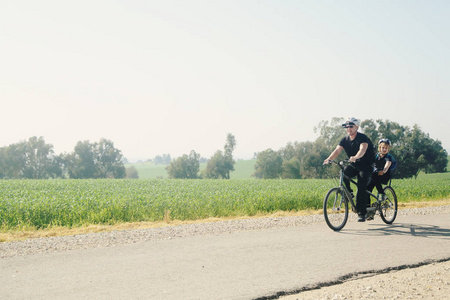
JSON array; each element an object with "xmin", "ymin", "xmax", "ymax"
[
  {"xmin": 332, "ymin": 194, "xmax": 344, "ymax": 211},
  {"xmin": 380, "ymin": 186, "xmax": 398, "ymax": 224},
  {"xmin": 323, "ymin": 187, "xmax": 349, "ymax": 231}
]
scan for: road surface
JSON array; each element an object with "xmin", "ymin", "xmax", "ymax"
[{"xmin": 1, "ymin": 213, "xmax": 449, "ymax": 299}]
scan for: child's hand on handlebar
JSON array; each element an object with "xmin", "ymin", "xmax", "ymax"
[{"xmin": 323, "ymin": 159, "xmax": 332, "ymax": 165}]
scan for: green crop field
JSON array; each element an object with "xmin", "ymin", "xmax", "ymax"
[{"xmin": 0, "ymin": 172, "xmax": 448, "ymax": 231}]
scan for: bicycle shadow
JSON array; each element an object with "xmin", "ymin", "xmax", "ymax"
[{"xmin": 341, "ymin": 223, "xmax": 450, "ymax": 240}]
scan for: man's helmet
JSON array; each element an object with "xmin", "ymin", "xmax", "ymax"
[{"xmin": 342, "ymin": 117, "xmax": 361, "ymax": 128}]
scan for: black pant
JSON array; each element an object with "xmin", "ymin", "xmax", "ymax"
[
  {"xmin": 367, "ymin": 172, "xmax": 391, "ymax": 194},
  {"xmin": 343, "ymin": 165, "xmax": 371, "ymax": 216}
]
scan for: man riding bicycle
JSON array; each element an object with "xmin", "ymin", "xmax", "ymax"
[{"xmin": 323, "ymin": 117, "xmax": 375, "ymax": 222}]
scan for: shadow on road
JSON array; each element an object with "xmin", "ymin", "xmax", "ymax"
[{"xmin": 341, "ymin": 223, "xmax": 450, "ymax": 239}]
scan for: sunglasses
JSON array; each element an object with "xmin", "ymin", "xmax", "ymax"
[{"xmin": 343, "ymin": 122, "xmax": 356, "ymax": 129}]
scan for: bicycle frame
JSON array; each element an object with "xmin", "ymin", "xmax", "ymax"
[
  {"xmin": 338, "ymin": 167, "xmax": 357, "ymax": 211},
  {"xmin": 333, "ymin": 160, "xmax": 379, "ymax": 211}
]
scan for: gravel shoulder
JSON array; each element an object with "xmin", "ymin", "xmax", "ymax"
[{"xmin": 279, "ymin": 259, "xmax": 450, "ymax": 300}]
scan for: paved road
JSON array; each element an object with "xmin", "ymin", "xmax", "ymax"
[{"xmin": 1, "ymin": 213, "xmax": 449, "ymax": 300}]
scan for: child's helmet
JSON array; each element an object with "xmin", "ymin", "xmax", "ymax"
[{"xmin": 378, "ymin": 139, "xmax": 391, "ymax": 145}]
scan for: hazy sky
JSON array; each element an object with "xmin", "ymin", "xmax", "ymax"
[{"xmin": 1, "ymin": 0, "xmax": 449, "ymax": 162}]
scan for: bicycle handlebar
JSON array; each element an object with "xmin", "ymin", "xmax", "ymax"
[
  {"xmin": 323, "ymin": 159, "xmax": 355, "ymax": 170},
  {"xmin": 323, "ymin": 159, "xmax": 348, "ymax": 165}
]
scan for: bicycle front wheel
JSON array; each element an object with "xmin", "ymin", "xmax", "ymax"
[
  {"xmin": 380, "ymin": 186, "xmax": 398, "ymax": 224},
  {"xmin": 323, "ymin": 187, "xmax": 349, "ymax": 231}
]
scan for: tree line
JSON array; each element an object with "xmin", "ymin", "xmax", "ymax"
[
  {"xmin": 253, "ymin": 118, "xmax": 448, "ymax": 179},
  {"xmin": 0, "ymin": 119, "xmax": 447, "ymax": 180},
  {"xmin": 0, "ymin": 137, "xmax": 125, "ymax": 179},
  {"xmin": 0, "ymin": 133, "xmax": 237, "ymax": 180},
  {"xmin": 156, "ymin": 118, "xmax": 447, "ymax": 180}
]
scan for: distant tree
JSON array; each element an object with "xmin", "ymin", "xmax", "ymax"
[
  {"xmin": 166, "ymin": 150, "xmax": 200, "ymax": 179},
  {"xmin": 154, "ymin": 154, "xmax": 171, "ymax": 165},
  {"xmin": 204, "ymin": 133, "xmax": 236, "ymax": 179},
  {"xmin": 126, "ymin": 166, "xmax": 139, "ymax": 179},
  {"xmin": 0, "ymin": 137, "xmax": 62, "ymax": 179},
  {"xmin": 95, "ymin": 139, "xmax": 126, "ymax": 178},
  {"xmin": 279, "ymin": 142, "xmax": 303, "ymax": 179},
  {"xmin": 222, "ymin": 133, "xmax": 237, "ymax": 179},
  {"xmin": 361, "ymin": 119, "xmax": 407, "ymax": 146},
  {"xmin": 224, "ymin": 133, "xmax": 236, "ymax": 158},
  {"xmin": 253, "ymin": 149, "xmax": 283, "ymax": 179},
  {"xmin": 24, "ymin": 136, "xmax": 63, "ymax": 179},
  {"xmin": 276, "ymin": 141, "xmax": 333, "ymax": 179},
  {"xmin": 203, "ymin": 151, "xmax": 226, "ymax": 179},
  {"xmin": 0, "ymin": 141, "xmax": 27, "ymax": 178},
  {"xmin": 394, "ymin": 125, "xmax": 447, "ymax": 178},
  {"xmin": 154, "ymin": 156, "xmax": 162, "ymax": 164},
  {"xmin": 65, "ymin": 141, "xmax": 97, "ymax": 179},
  {"xmin": 65, "ymin": 139, "xmax": 126, "ymax": 179},
  {"xmin": 281, "ymin": 157, "xmax": 301, "ymax": 179}
]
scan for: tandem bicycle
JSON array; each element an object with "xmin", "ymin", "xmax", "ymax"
[{"xmin": 323, "ymin": 160, "xmax": 398, "ymax": 231}]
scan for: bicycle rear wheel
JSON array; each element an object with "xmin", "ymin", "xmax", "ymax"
[
  {"xmin": 323, "ymin": 187, "xmax": 349, "ymax": 231},
  {"xmin": 380, "ymin": 186, "xmax": 398, "ymax": 224}
]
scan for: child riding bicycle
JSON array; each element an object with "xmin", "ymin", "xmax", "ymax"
[
  {"xmin": 366, "ymin": 139, "xmax": 396, "ymax": 220},
  {"xmin": 367, "ymin": 139, "xmax": 396, "ymax": 199}
]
